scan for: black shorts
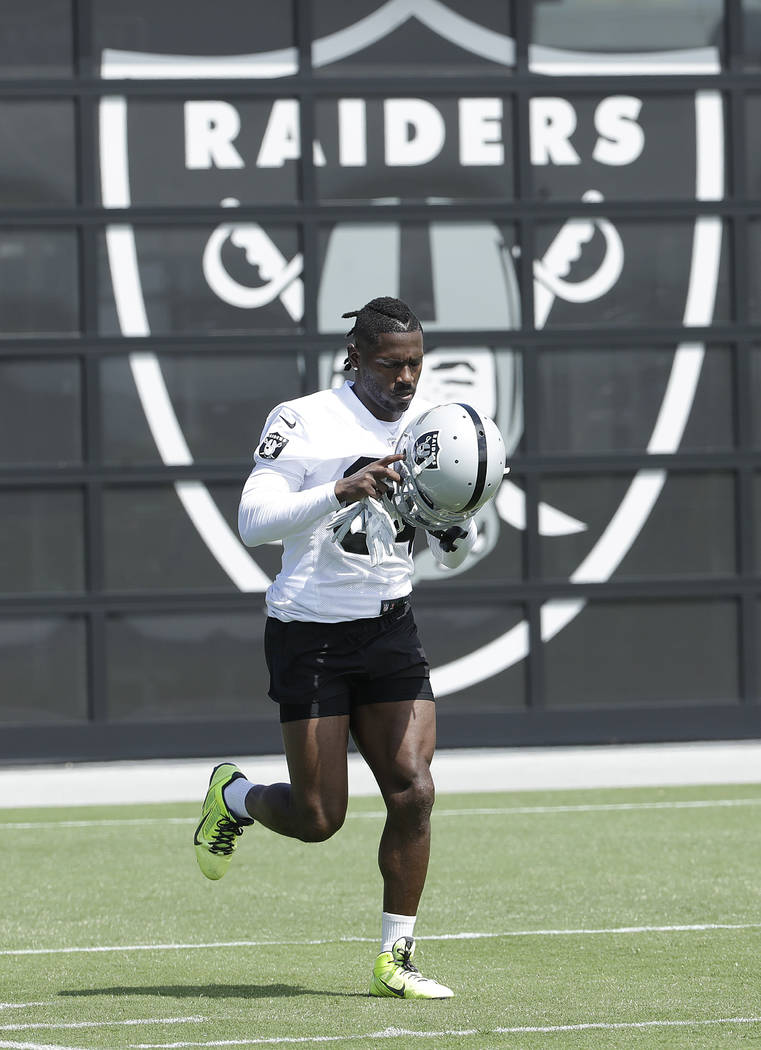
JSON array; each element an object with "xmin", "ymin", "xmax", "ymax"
[{"xmin": 264, "ymin": 598, "xmax": 434, "ymax": 722}]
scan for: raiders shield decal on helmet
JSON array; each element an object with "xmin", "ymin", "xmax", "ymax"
[{"xmin": 413, "ymin": 431, "xmax": 441, "ymax": 469}]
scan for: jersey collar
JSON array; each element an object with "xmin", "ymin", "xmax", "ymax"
[{"xmin": 338, "ymin": 380, "xmax": 419, "ymax": 435}]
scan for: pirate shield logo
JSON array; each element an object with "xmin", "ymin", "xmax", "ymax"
[
  {"xmin": 413, "ymin": 431, "xmax": 441, "ymax": 469},
  {"xmin": 99, "ymin": 2, "xmax": 724, "ymax": 698},
  {"xmin": 257, "ymin": 432, "xmax": 289, "ymax": 461}
]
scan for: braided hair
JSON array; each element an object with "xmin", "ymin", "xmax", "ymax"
[{"xmin": 341, "ymin": 296, "xmax": 422, "ymax": 370}]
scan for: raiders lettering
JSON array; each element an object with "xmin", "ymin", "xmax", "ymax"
[{"xmin": 183, "ymin": 96, "xmax": 644, "ymax": 172}]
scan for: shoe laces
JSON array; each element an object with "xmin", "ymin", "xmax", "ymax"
[
  {"xmin": 209, "ymin": 816, "xmax": 244, "ymax": 855},
  {"xmin": 394, "ymin": 941, "xmax": 420, "ymax": 976}
]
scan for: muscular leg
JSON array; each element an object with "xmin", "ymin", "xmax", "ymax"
[
  {"xmin": 243, "ymin": 714, "xmax": 351, "ymax": 843},
  {"xmin": 350, "ymin": 699, "xmax": 436, "ymax": 914}
]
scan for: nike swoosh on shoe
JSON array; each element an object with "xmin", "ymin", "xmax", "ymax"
[{"xmin": 378, "ymin": 978, "xmax": 405, "ymax": 998}]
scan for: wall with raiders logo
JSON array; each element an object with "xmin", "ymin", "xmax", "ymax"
[{"xmin": 2, "ymin": 0, "xmax": 761, "ymax": 761}]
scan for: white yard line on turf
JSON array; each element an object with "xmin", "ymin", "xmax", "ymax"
[
  {"xmin": 3, "ymin": 795, "xmax": 761, "ymax": 831},
  {"xmin": 2, "ymin": 741, "xmax": 761, "ymax": 809},
  {"xmin": 3, "ymin": 922, "xmax": 760, "ymax": 957},
  {"xmin": 128, "ymin": 1017, "xmax": 761, "ymax": 1047},
  {"xmin": 0, "ymin": 1020, "xmax": 206, "ymax": 1033},
  {"xmin": 0, "ymin": 1041, "xmax": 89, "ymax": 1050}
]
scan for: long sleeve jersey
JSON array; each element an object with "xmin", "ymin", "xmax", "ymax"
[{"xmin": 238, "ymin": 381, "xmax": 476, "ymax": 622}]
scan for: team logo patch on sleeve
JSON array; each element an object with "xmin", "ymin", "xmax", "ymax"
[
  {"xmin": 413, "ymin": 431, "xmax": 440, "ymax": 468},
  {"xmin": 258, "ymin": 431, "xmax": 289, "ymax": 460}
]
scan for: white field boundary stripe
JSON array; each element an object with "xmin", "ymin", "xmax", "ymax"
[
  {"xmin": 357, "ymin": 798, "xmax": 761, "ymax": 818},
  {"xmin": 0, "ymin": 1041, "xmax": 89, "ymax": 1050},
  {"xmin": 3, "ymin": 796, "xmax": 761, "ymax": 830},
  {"xmin": 496, "ymin": 1018, "xmax": 761, "ymax": 1034},
  {"xmin": 4, "ymin": 922, "xmax": 761, "ymax": 958},
  {"xmin": 0, "ymin": 1019, "xmax": 205, "ymax": 1033},
  {"xmin": 130, "ymin": 1017, "xmax": 761, "ymax": 1047},
  {"xmin": 0, "ymin": 818, "xmax": 196, "ymax": 830}
]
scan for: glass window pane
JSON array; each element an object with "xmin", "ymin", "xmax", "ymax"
[
  {"xmin": 102, "ymin": 483, "xmax": 282, "ymax": 592},
  {"xmin": 312, "ymin": 3, "xmax": 513, "ymax": 77},
  {"xmin": 540, "ymin": 473, "xmax": 736, "ymax": 580},
  {"xmin": 93, "ymin": 1, "xmax": 293, "ymax": 70},
  {"xmin": 751, "ymin": 475, "xmax": 761, "ymax": 571},
  {"xmin": 413, "ymin": 601, "xmax": 526, "ymax": 710},
  {"xmin": 744, "ymin": 96, "xmax": 761, "ymax": 192},
  {"xmin": 0, "ymin": 489, "xmax": 85, "ymax": 594},
  {"xmin": 742, "ymin": 2, "xmax": 761, "ymax": 69},
  {"xmin": 535, "ymin": 218, "xmax": 730, "ymax": 329},
  {"xmin": 537, "ymin": 347, "xmax": 733, "ymax": 454},
  {"xmin": 531, "ymin": 0, "xmax": 722, "ymax": 53},
  {"xmin": 756, "ymin": 600, "xmax": 761, "ymax": 697},
  {"xmin": 0, "ymin": 617, "xmax": 87, "ymax": 725},
  {"xmin": 744, "ymin": 222, "xmax": 761, "ymax": 322},
  {"xmin": 0, "ymin": 0, "xmax": 72, "ymax": 78},
  {"xmin": 0, "ymin": 361, "xmax": 81, "ymax": 466},
  {"xmin": 316, "ymin": 97, "xmax": 513, "ymax": 202},
  {"xmin": 101, "ymin": 353, "xmax": 303, "ymax": 464},
  {"xmin": 98, "ymin": 225, "xmax": 302, "ymax": 336},
  {"xmin": 0, "ymin": 103, "xmax": 76, "ymax": 206},
  {"xmin": 749, "ymin": 348, "xmax": 761, "ymax": 447},
  {"xmin": 545, "ymin": 599, "xmax": 738, "ymax": 707},
  {"xmin": 318, "ymin": 222, "xmax": 519, "ymax": 334},
  {"xmin": 0, "ymin": 231, "xmax": 80, "ymax": 337},
  {"xmin": 97, "ymin": 99, "xmax": 298, "ymax": 207},
  {"xmin": 530, "ymin": 93, "xmax": 724, "ymax": 201},
  {"xmin": 106, "ymin": 611, "xmax": 270, "ymax": 721}
]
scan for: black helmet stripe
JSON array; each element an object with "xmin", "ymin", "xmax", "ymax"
[{"xmin": 457, "ymin": 403, "xmax": 488, "ymax": 512}]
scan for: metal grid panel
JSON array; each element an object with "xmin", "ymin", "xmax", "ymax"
[{"xmin": 1, "ymin": 0, "xmax": 760, "ymax": 758}]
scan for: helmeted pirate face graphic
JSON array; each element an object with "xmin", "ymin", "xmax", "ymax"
[{"xmin": 99, "ymin": 0, "xmax": 724, "ymax": 697}]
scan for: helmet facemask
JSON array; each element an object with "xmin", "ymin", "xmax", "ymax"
[{"xmin": 390, "ymin": 403, "xmax": 508, "ymax": 532}]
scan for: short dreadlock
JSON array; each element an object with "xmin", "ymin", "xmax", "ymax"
[{"xmin": 341, "ymin": 297, "xmax": 422, "ymax": 370}]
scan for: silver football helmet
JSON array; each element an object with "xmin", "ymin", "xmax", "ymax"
[{"xmin": 393, "ymin": 403, "xmax": 508, "ymax": 532}]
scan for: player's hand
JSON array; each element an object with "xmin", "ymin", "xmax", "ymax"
[{"xmin": 334, "ymin": 454, "xmax": 404, "ymax": 504}]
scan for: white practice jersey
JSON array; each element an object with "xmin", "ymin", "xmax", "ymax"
[{"xmin": 239, "ymin": 382, "xmax": 440, "ymax": 623}]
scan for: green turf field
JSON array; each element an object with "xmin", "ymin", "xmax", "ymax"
[{"xmin": 2, "ymin": 781, "xmax": 761, "ymax": 1050}]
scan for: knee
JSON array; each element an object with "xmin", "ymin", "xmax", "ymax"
[
  {"xmin": 386, "ymin": 768, "xmax": 435, "ymax": 825},
  {"xmin": 295, "ymin": 802, "xmax": 345, "ymax": 843}
]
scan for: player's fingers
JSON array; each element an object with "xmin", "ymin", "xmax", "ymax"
[
  {"xmin": 370, "ymin": 461, "xmax": 402, "ymax": 478},
  {"xmin": 367, "ymin": 466, "xmax": 400, "ymax": 489},
  {"xmin": 378, "ymin": 453, "xmax": 405, "ymax": 465}
]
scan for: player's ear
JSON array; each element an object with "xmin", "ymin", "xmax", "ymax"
[{"xmin": 346, "ymin": 343, "xmax": 359, "ymax": 371}]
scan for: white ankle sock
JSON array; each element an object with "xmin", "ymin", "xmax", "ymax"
[
  {"xmin": 223, "ymin": 777, "xmax": 254, "ymax": 822},
  {"xmin": 381, "ymin": 911, "xmax": 416, "ymax": 953}
]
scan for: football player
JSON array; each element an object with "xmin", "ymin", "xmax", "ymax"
[{"xmin": 194, "ymin": 296, "xmax": 503, "ymax": 998}]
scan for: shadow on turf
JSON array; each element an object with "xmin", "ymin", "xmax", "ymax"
[{"xmin": 59, "ymin": 984, "xmax": 367, "ymax": 1000}]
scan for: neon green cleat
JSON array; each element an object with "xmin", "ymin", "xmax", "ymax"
[
  {"xmin": 193, "ymin": 762, "xmax": 253, "ymax": 881},
  {"xmin": 369, "ymin": 936, "xmax": 454, "ymax": 999}
]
